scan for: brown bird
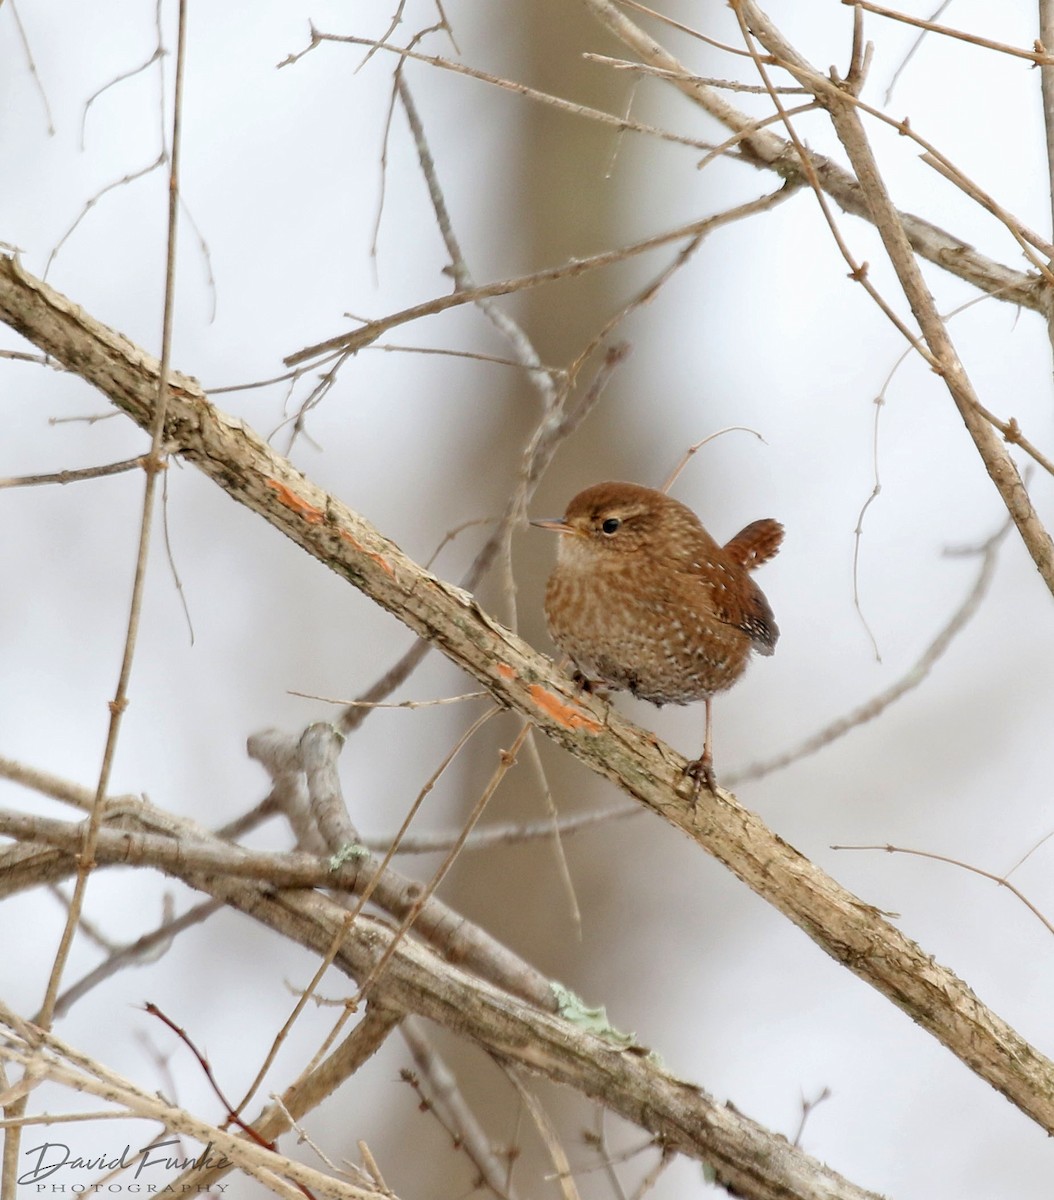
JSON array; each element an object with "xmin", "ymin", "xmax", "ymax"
[{"xmin": 532, "ymin": 481, "xmax": 783, "ymax": 793}]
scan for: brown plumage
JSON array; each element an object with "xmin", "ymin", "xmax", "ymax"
[{"xmin": 532, "ymin": 481, "xmax": 783, "ymax": 792}]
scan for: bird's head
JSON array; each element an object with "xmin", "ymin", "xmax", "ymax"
[{"xmin": 531, "ymin": 481, "xmax": 705, "ymax": 567}]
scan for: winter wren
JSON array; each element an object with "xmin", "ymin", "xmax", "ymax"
[{"xmin": 532, "ymin": 481, "xmax": 783, "ymax": 792}]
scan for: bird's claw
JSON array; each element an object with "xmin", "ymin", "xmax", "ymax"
[
  {"xmin": 571, "ymin": 671, "xmax": 609, "ymax": 702},
  {"xmin": 684, "ymin": 757, "xmax": 718, "ymax": 798}
]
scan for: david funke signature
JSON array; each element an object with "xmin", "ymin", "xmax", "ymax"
[{"xmin": 18, "ymin": 1140, "xmax": 233, "ymax": 1185}]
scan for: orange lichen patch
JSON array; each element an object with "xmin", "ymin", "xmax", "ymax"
[
  {"xmin": 265, "ymin": 478, "xmax": 325, "ymax": 524},
  {"xmin": 528, "ymin": 684, "xmax": 602, "ymax": 734},
  {"xmin": 339, "ymin": 528, "xmax": 396, "ymax": 578},
  {"xmin": 496, "ymin": 663, "xmax": 515, "ymax": 681}
]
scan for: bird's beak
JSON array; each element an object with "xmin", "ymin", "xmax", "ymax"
[{"xmin": 529, "ymin": 516, "xmax": 574, "ymax": 535}]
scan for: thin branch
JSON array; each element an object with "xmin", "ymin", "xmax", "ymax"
[
  {"xmin": 792, "ymin": 1087, "xmax": 832, "ymax": 1150},
  {"xmin": 351, "ymin": 721, "xmax": 531, "ymax": 1006},
  {"xmin": 830, "ymin": 844, "xmax": 1054, "ymax": 939},
  {"xmin": 506, "ymin": 1069, "xmax": 581, "ymax": 1200},
  {"xmin": 280, "ymin": 29, "xmax": 713, "ymax": 153},
  {"xmin": 737, "ymin": 0, "xmax": 1054, "ymax": 596},
  {"xmin": 851, "ymin": 380, "xmax": 887, "ymax": 663},
  {"xmin": 578, "ymin": 0, "xmax": 1044, "ymax": 311},
  {"xmin": 0, "ymin": 454, "xmax": 149, "ymax": 490},
  {"xmin": 883, "ymin": 0, "xmax": 953, "ymax": 104},
  {"xmin": 730, "ymin": 4, "xmax": 933, "ymax": 361},
  {"xmin": 293, "ymin": 689, "xmax": 489, "ymax": 710},
  {"xmin": 660, "ymin": 427, "xmax": 767, "ymax": 494},
  {"xmin": 7, "ymin": 1, "xmax": 54, "ymax": 135},
  {"xmin": 34, "ymin": 0, "xmax": 189, "ymax": 1031},
  {"xmin": 396, "ymin": 72, "xmax": 557, "ymax": 407},
  {"xmin": 583, "ymin": 53, "xmax": 809, "ymax": 93},
  {"xmin": 401, "ymin": 1017, "xmax": 518, "ymax": 1200},
  {"xmin": 846, "ymin": 0, "xmax": 1054, "ymax": 64},
  {"xmin": 284, "ymin": 210, "xmax": 770, "ymax": 370},
  {"xmin": 732, "ymin": 516, "xmax": 1011, "ymax": 785},
  {"xmin": 564, "ymin": 184, "xmax": 798, "ymax": 387},
  {"xmin": 587, "ymin": 1108, "xmax": 631, "ymax": 1200},
  {"xmin": 53, "ymin": 900, "xmax": 222, "ymax": 1020},
  {"xmin": 617, "ymin": 0, "xmax": 755, "ymax": 58},
  {"xmin": 144, "ymin": 1002, "xmax": 269, "ymax": 1142},
  {"xmin": 43, "ymin": 155, "xmax": 165, "ymax": 281},
  {"xmin": 370, "ymin": 802, "xmax": 642, "ymax": 855},
  {"xmin": 80, "ymin": 47, "xmax": 164, "ymax": 149},
  {"xmin": 1039, "ymin": 0, "xmax": 1054, "ymax": 363},
  {"xmin": 1, "ymin": 30, "xmax": 187, "ymax": 1191}
]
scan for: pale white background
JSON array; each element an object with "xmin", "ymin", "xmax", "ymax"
[{"xmin": 1, "ymin": 2, "xmax": 1053, "ymax": 1197}]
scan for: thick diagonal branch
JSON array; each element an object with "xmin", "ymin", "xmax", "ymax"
[{"xmin": 2, "ymin": 253, "xmax": 1054, "ymax": 1137}]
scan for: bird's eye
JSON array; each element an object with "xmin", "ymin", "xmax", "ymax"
[{"xmin": 600, "ymin": 517, "xmax": 621, "ymax": 535}]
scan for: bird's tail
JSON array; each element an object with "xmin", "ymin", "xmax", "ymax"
[{"xmin": 724, "ymin": 519, "xmax": 784, "ymax": 571}]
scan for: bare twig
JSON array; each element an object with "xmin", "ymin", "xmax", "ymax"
[
  {"xmin": 737, "ymin": 1, "xmax": 1054, "ymax": 596},
  {"xmin": 617, "ymin": 0, "xmax": 754, "ymax": 58},
  {"xmin": 846, "ymin": 0, "xmax": 1054, "ymax": 64},
  {"xmin": 0, "ymin": 348, "xmax": 49, "ymax": 365},
  {"xmin": 732, "ymin": 516, "xmax": 1011, "ymax": 785},
  {"xmin": 145, "ymin": 1002, "xmax": 272, "ymax": 1142},
  {"xmin": 579, "ymin": 0, "xmax": 1043, "ymax": 311},
  {"xmin": 660, "ymin": 427, "xmax": 767, "ymax": 494},
  {"xmin": 587, "ymin": 1108, "xmax": 630, "ymax": 1200},
  {"xmin": 171, "ymin": 1005, "xmax": 399, "ymax": 1198},
  {"xmin": 54, "ymin": 900, "xmax": 220, "ymax": 1019},
  {"xmin": 583, "ymin": 52, "xmax": 808, "ymax": 93},
  {"xmin": 792, "ymin": 1087, "xmax": 832, "ymax": 1149},
  {"xmin": 284, "ymin": 209, "xmax": 798, "ymax": 370},
  {"xmin": 293, "ymin": 690, "xmax": 489, "ymax": 710},
  {"xmin": 506, "ymin": 1069, "xmax": 581, "ymax": 1200},
  {"xmin": 883, "ymin": 0, "xmax": 953, "ymax": 104},
  {"xmin": 829, "ymin": 844, "xmax": 1054, "ymax": 939},
  {"xmin": 1039, "ymin": 0, "xmax": 1054, "ymax": 358},
  {"xmin": 351, "ymin": 721, "xmax": 530, "ymax": 1005},
  {"xmin": 8, "ymin": 1, "xmax": 54, "ymax": 134},
  {"xmin": 730, "ymin": 5, "xmax": 932, "ymax": 359},
  {"xmin": 365, "ymin": 802, "xmax": 641, "ymax": 855},
  {"xmin": 401, "ymin": 1017, "xmax": 518, "ymax": 1199},
  {"xmin": 43, "ymin": 155, "xmax": 166, "ymax": 281},
  {"xmin": 80, "ymin": 47, "xmax": 164, "ymax": 149},
  {"xmin": 0, "ymin": 454, "xmax": 149, "ymax": 490},
  {"xmin": 280, "ymin": 29, "xmax": 713, "ymax": 153},
  {"xmin": 35, "ymin": 0, "xmax": 189, "ymax": 1030}
]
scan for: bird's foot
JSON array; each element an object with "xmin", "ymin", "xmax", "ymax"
[
  {"xmin": 684, "ymin": 757, "xmax": 718, "ymax": 799},
  {"xmin": 572, "ymin": 671, "xmax": 609, "ymax": 701}
]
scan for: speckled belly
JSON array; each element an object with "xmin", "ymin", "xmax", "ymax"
[{"xmin": 543, "ymin": 567, "xmax": 752, "ymax": 705}]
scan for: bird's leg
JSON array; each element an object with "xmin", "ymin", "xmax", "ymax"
[
  {"xmin": 567, "ymin": 665, "xmax": 610, "ymax": 702},
  {"xmin": 685, "ymin": 695, "xmax": 717, "ymax": 796}
]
